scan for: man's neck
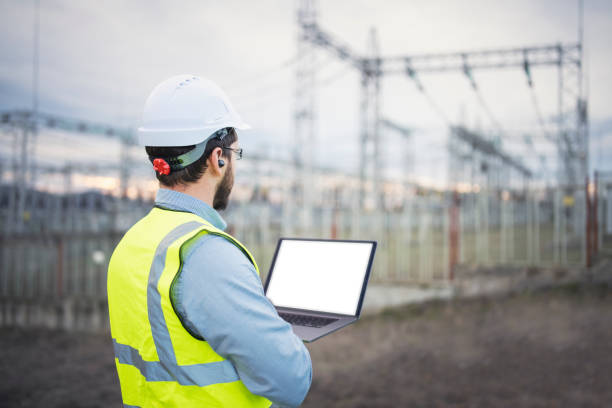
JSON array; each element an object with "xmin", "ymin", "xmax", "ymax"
[{"xmin": 161, "ymin": 180, "xmax": 215, "ymax": 208}]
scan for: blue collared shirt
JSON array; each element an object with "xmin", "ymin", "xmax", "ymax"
[{"xmin": 155, "ymin": 189, "xmax": 312, "ymax": 407}]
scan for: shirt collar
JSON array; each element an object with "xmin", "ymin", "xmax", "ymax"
[{"xmin": 155, "ymin": 188, "xmax": 227, "ymax": 231}]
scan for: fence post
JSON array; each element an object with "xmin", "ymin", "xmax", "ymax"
[
  {"xmin": 586, "ymin": 177, "xmax": 592, "ymax": 268},
  {"xmin": 351, "ymin": 187, "xmax": 360, "ymax": 239},
  {"xmin": 594, "ymin": 171, "xmax": 599, "ymax": 254},
  {"xmin": 418, "ymin": 200, "xmax": 428, "ymax": 281},
  {"xmin": 508, "ymin": 195, "xmax": 515, "ymax": 263},
  {"xmin": 401, "ymin": 199, "xmax": 412, "ymax": 281},
  {"xmin": 534, "ymin": 195, "xmax": 540, "ymax": 264},
  {"xmin": 331, "ymin": 187, "xmax": 339, "ymax": 239},
  {"xmin": 448, "ymin": 191, "xmax": 460, "ymax": 280},
  {"xmin": 474, "ymin": 192, "xmax": 482, "ymax": 263},
  {"xmin": 527, "ymin": 191, "xmax": 534, "ymax": 264},
  {"xmin": 554, "ymin": 189, "xmax": 561, "ymax": 263},
  {"xmin": 56, "ymin": 235, "xmax": 64, "ymax": 298},
  {"xmin": 483, "ymin": 188, "xmax": 489, "ymax": 264}
]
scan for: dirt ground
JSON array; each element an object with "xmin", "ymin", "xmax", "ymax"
[{"xmin": 1, "ymin": 281, "xmax": 611, "ymax": 408}]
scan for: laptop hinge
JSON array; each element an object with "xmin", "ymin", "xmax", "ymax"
[{"xmin": 275, "ymin": 306, "xmax": 354, "ymax": 319}]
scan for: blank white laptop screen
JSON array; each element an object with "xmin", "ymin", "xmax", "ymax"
[{"xmin": 266, "ymin": 240, "xmax": 373, "ymax": 316}]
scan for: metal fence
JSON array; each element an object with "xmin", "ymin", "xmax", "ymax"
[
  {"xmin": 0, "ymin": 182, "xmax": 600, "ymax": 329},
  {"xmin": 595, "ymin": 171, "xmax": 612, "ymax": 256},
  {"xmin": 242, "ymin": 186, "xmax": 591, "ymax": 285}
]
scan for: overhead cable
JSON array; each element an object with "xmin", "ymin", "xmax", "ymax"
[
  {"xmin": 223, "ymin": 54, "xmax": 302, "ymax": 93},
  {"xmin": 226, "ymin": 53, "xmax": 338, "ymax": 98},
  {"xmin": 404, "ymin": 60, "xmax": 452, "ymax": 126}
]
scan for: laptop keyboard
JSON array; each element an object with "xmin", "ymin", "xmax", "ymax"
[{"xmin": 279, "ymin": 313, "xmax": 338, "ymax": 328}]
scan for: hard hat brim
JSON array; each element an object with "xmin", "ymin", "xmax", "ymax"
[{"xmin": 138, "ymin": 121, "xmax": 250, "ymax": 147}]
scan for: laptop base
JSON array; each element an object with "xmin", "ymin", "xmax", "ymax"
[{"xmin": 277, "ymin": 308, "xmax": 357, "ymax": 342}]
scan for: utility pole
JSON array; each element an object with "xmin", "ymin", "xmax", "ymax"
[
  {"xmin": 360, "ymin": 27, "xmax": 382, "ymax": 210},
  {"xmin": 577, "ymin": 0, "xmax": 588, "ymax": 186},
  {"xmin": 381, "ymin": 118, "xmax": 414, "ymax": 192},
  {"xmin": 16, "ymin": 115, "xmax": 33, "ymax": 232},
  {"xmin": 14, "ymin": 0, "xmax": 42, "ymax": 233},
  {"xmin": 30, "ymin": 0, "xmax": 40, "ymax": 189},
  {"xmin": 294, "ymin": 0, "xmax": 318, "ymax": 232}
]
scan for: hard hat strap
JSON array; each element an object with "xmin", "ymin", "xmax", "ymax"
[{"xmin": 148, "ymin": 127, "xmax": 231, "ymax": 173}]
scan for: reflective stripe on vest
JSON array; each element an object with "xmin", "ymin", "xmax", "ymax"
[
  {"xmin": 113, "ymin": 220, "xmax": 239, "ymax": 386},
  {"xmin": 108, "ymin": 208, "xmax": 271, "ymax": 408},
  {"xmin": 113, "ymin": 339, "xmax": 238, "ymax": 386}
]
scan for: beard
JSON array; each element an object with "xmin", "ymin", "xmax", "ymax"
[{"xmin": 213, "ymin": 161, "xmax": 234, "ymax": 211}]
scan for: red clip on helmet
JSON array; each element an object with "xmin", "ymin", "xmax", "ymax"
[{"xmin": 153, "ymin": 158, "xmax": 171, "ymax": 175}]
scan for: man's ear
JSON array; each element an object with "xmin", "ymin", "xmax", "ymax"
[{"xmin": 207, "ymin": 147, "xmax": 225, "ymax": 176}]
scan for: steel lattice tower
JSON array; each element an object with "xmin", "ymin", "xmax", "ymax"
[
  {"xmin": 360, "ymin": 28, "xmax": 382, "ymax": 210},
  {"xmin": 294, "ymin": 0, "xmax": 318, "ymax": 231}
]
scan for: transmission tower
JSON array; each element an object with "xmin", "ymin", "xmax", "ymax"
[
  {"xmin": 1, "ymin": 110, "xmax": 135, "ymax": 193},
  {"xmin": 360, "ymin": 28, "xmax": 382, "ymax": 210},
  {"xmin": 294, "ymin": 0, "xmax": 318, "ymax": 231},
  {"xmin": 296, "ymin": 2, "xmax": 586, "ymax": 195}
]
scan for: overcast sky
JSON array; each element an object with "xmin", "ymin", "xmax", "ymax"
[{"xmin": 1, "ymin": 0, "xmax": 611, "ymax": 190}]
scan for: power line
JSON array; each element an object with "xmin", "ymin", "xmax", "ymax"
[
  {"xmin": 451, "ymin": 126, "xmax": 532, "ymax": 178},
  {"xmin": 404, "ymin": 63, "xmax": 453, "ymax": 126},
  {"xmin": 235, "ymin": 63, "xmax": 353, "ymax": 115},
  {"xmin": 421, "ymin": 88, "xmax": 452, "ymax": 126},
  {"xmin": 526, "ymin": 79, "xmax": 555, "ymax": 142},
  {"xmin": 226, "ymin": 52, "xmax": 337, "ymax": 99},
  {"xmin": 232, "ymin": 65, "xmax": 353, "ymax": 121},
  {"xmin": 460, "ymin": 55, "xmax": 507, "ymax": 138},
  {"xmin": 472, "ymin": 87, "xmax": 504, "ymax": 136},
  {"xmin": 223, "ymin": 54, "xmax": 302, "ymax": 93},
  {"xmin": 317, "ymin": 64, "xmax": 353, "ymax": 87}
]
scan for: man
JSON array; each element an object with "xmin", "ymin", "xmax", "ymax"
[{"xmin": 107, "ymin": 75, "xmax": 312, "ymax": 408}]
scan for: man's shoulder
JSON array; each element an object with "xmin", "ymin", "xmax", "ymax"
[
  {"xmin": 180, "ymin": 230, "xmax": 261, "ymax": 286},
  {"xmin": 183, "ymin": 230, "xmax": 251, "ymax": 266}
]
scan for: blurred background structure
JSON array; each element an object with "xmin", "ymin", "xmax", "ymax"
[{"xmin": 0, "ymin": 0, "xmax": 611, "ymax": 330}]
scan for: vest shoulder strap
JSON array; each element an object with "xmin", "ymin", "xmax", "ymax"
[{"xmin": 153, "ymin": 205, "xmax": 260, "ymax": 274}]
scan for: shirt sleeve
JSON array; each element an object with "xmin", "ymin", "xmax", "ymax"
[{"xmin": 173, "ymin": 234, "xmax": 312, "ymax": 407}]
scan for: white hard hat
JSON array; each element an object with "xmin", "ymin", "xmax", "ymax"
[{"xmin": 137, "ymin": 74, "xmax": 250, "ymax": 147}]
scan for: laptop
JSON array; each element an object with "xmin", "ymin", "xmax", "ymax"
[{"xmin": 264, "ymin": 238, "xmax": 377, "ymax": 342}]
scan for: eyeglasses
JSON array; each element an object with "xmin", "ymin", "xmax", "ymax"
[{"xmin": 222, "ymin": 147, "xmax": 243, "ymax": 160}]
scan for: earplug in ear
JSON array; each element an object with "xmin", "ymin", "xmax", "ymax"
[{"xmin": 218, "ymin": 159, "xmax": 225, "ymax": 168}]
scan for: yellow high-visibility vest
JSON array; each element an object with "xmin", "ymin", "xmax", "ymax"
[{"xmin": 107, "ymin": 206, "xmax": 272, "ymax": 408}]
